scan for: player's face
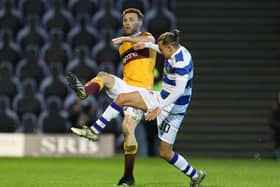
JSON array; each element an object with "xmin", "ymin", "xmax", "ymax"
[
  {"xmin": 158, "ymin": 41, "xmax": 173, "ymax": 59},
  {"xmin": 123, "ymin": 13, "xmax": 142, "ymax": 36}
]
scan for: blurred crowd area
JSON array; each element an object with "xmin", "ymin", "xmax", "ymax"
[{"xmin": 0, "ymin": 0, "xmax": 176, "ymax": 135}]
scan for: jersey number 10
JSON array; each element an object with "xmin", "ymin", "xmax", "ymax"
[{"xmin": 160, "ymin": 121, "xmax": 171, "ymax": 133}]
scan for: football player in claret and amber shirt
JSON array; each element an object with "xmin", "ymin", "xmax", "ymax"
[{"xmin": 66, "ymin": 8, "xmax": 156, "ymax": 186}]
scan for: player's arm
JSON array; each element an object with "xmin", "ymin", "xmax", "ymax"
[
  {"xmin": 132, "ymin": 41, "xmax": 161, "ymax": 53},
  {"xmin": 159, "ymin": 78, "xmax": 188, "ymax": 109},
  {"xmin": 145, "ymin": 78, "xmax": 187, "ymax": 121},
  {"xmin": 159, "ymin": 59, "xmax": 192, "ymax": 108},
  {"xmin": 129, "ymin": 34, "xmax": 155, "ymax": 43},
  {"xmin": 112, "ymin": 32, "xmax": 155, "ymax": 46}
]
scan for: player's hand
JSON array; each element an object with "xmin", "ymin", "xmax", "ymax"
[
  {"xmin": 133, "ymin": 42, "xmax": 146, "ymax": 50},
  {"xmin": 112, "ymin": 36, "xmax": 128, "ymax": 46},
  {"xmin": 145, "ymin": 107, "xmax": 161, "ymax": 121}
]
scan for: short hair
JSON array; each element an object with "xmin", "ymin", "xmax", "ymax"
[
  {"xmin": 122, "ymin": 8, "xmax": 144, "ymax": 20},
  {"xmin": 158, "ymin": 29, "xmax": 180, "ymax": 47}
]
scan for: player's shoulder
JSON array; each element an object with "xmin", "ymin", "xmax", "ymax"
[
  {"xmin": 140, "ymin": 31, "xmax": 153, "ymax": 36},
  {"xmin": 174, "ymin": 46, "xmax": 192, "ymax": 63}
]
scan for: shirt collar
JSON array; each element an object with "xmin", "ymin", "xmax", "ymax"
[{"xmin": 133, "ymin": 31, "xmax": 141, "ymax": 36}]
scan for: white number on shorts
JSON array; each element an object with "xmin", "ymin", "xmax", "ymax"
[{"xmin": 160, "ymin": 121, "xmax": 170, "ymax": 133}]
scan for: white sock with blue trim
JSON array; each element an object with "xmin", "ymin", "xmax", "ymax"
[
  {"xmin": 91, "ymin": 101, "xmax": 122, "ymax": 134},
  {"xmin": 169, "ymin": 152, "xmax": 198, "ymax": 180}
]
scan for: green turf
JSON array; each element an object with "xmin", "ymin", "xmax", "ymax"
[{"xmin": 0, "ymin": 156, "xmax": 279, "ymax": 187}]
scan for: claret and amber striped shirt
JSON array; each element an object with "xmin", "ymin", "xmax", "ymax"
[{"xmin": 118, "ymin": 32, "xmax": 156, "ymax": 89}]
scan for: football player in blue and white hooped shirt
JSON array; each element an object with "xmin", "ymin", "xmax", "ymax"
[{"xmin": 71, "ymin": 30, "xmax": 206, "ymax": 187}]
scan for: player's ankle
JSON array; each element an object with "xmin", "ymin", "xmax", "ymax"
[{"xmin": 191, "ymin": 172, "xmax": 199, "ymax": 181}]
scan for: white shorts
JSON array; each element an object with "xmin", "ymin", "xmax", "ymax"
[
  {"xmin": 138, "ymin": 89, "xmax": 184, "ymax": 144},
  {"xmin": 105, "ymin": 76, "xmax": 145, "ymax": 122}
]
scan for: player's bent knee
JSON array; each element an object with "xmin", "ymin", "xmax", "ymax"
[
  {"xmin": 96, "ymin": 72, "xmax": 115, "ymax": 88},
  {"xmin": 97, "ymin": 71, "xmax": 108, "ymax": 77},
  {"xmin": 122, "ymin": 126, "xmax": 130, "ymax": 136},
  {"xmin": 122, "ymin": 125, "xmax": 134, "ymax": 136},
  {"xmin": 115, "ymin": 94, "xmax": 127, "ymax": 106},
  {"xmin": 122, "ymin": 117, "xmax": 137, "ymax": 135},
  {"xmin": 97, "ymin": 72, "xmax": 109, "ymax": 82}
]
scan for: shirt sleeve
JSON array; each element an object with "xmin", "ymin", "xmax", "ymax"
[
  {"xmin": 140, "ymin": 32, "xmax": 152, "ymax": 36},
  {"xmin": 159, "ymin": 58, "xmax": 191, "ymax": 109},
  {"xmin": 145, "ymin": 42, "xmax": 161, "ymax": 53},
  {"xmin": 159, "ymin": 77, "xmax": 188, "ymax": 109}
]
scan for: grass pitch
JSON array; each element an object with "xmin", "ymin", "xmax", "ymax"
[{"xmin": 0, "ymin": 156, "xmax": 279, "ymax": 187}]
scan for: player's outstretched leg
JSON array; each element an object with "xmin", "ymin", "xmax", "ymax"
[
  {"xmin": 71, "ymin": 101, "xmax": 123, "ymax": 141},
  {"xmin": 190, "ymin": 170, "xmax": 206, "ymax": 187},
  {"xmin": 65, "ymin": 72, "xmax": 88, "ymax": 100},
  {"xmin": 160, "ymin": 140, "xmax": 206, "ymax": 187}
]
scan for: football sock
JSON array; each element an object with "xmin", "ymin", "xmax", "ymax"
[
  {"xmin": 124, "ymin": 143, "xmax": 138, "ymax": 155},
  {"xmin": 123, "ymin": 143, "xmax": 137, "ymax": 177},
  {"xmin": 124, "ymin": 153, "xmax": 137, "ymax": 178},
  {"xmin": 124, "ymin": 154, "xmax": 136, "ymax": 177},
  {"xmin": 85, "ymin": 77, "xmax": 104, "ymax": 94},
  {"xmin": 168, "ymin": 152, "xmax": 198, "ymax": 180},
  {"xmin": 91, "ymin": 102, "xmax": 122, "ymax": 134}
]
